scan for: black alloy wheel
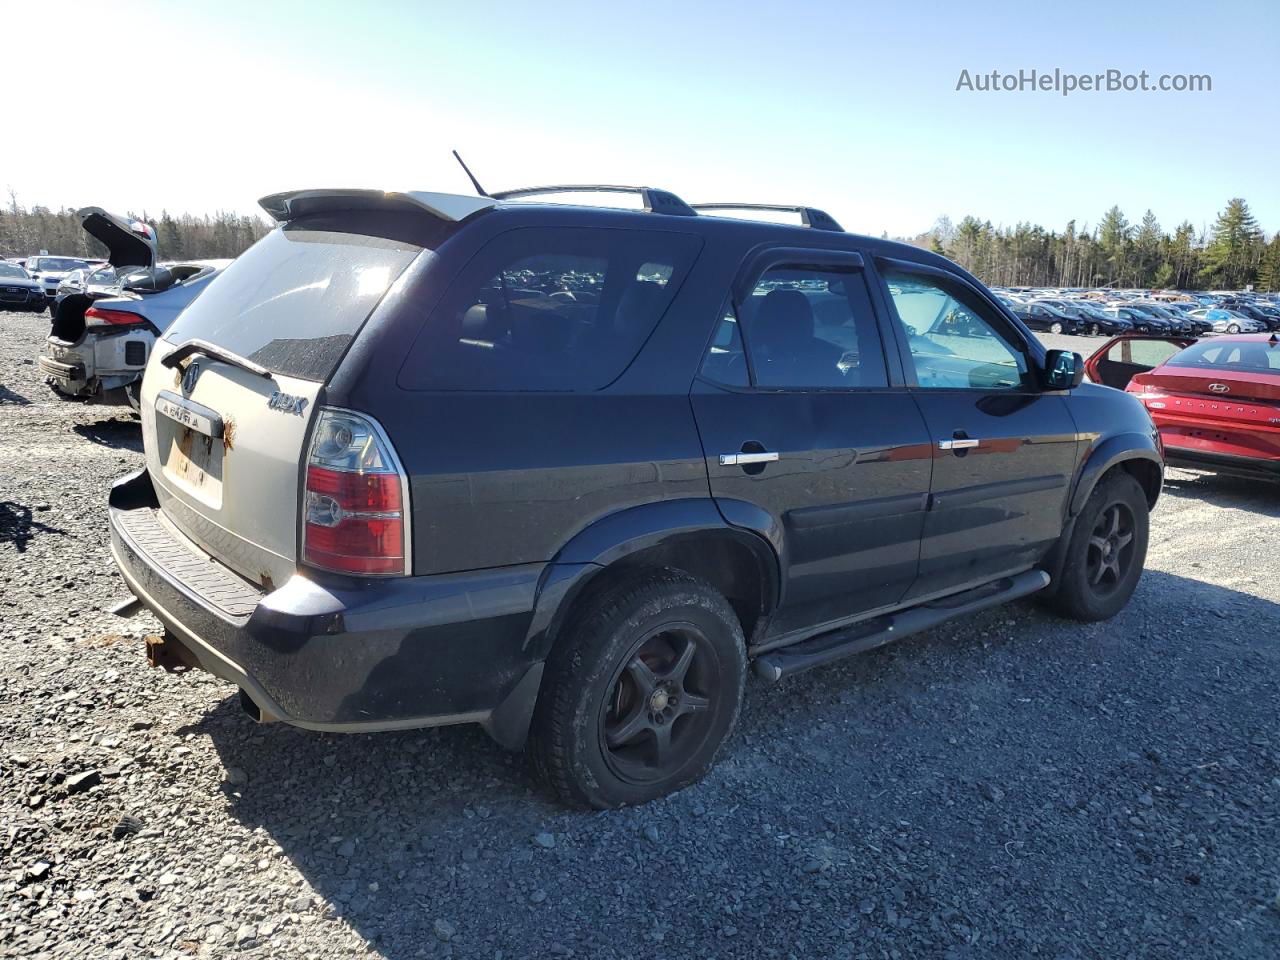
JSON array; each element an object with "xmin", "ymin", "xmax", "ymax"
[
  {"xmin": 601, "ymin": 625, "xmax": 716, "ymax": 784},
  {"xmin": 1084, "ymin": 501, "xmax": 1136, "ymax": 597},
  {"xmin": 1040, "ymin": 471, "xmax": 1149, "ymax": 622},
  {"xmin": 528, "ymin": 569, "xmax": 746, "ymax": 808}
]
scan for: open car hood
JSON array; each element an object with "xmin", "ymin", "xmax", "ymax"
[{"xmin": 77, "ymin": 207, "xmax": 157, "ymax": 269}]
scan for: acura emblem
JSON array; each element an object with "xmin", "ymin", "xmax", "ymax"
[
  {"xmin": 181, "ymin": 361, "xmax": 201, "ymax": 393},
  {"xmin": 1208, "ymin": 383, "xmax": 1229, "ymax": 394}
]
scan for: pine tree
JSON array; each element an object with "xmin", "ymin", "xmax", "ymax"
[
  {"xmin": 1201, "ymin": 198, "xmax": 1263, "ymax": 289},
  {"xmin": 159, "ymin": 211, "xmax": 185, "ymax": 259},
  {"xmin": 1098, "ymin": 206, "xmax": 1131, "ymax": 286},
  {"xmin": 1134, "ymin": 210, "xmax": 1162, "ymax": 287},
  {"xmin": 1258, "ymin": 234, "xmax": 1280, "ymax": 293}
]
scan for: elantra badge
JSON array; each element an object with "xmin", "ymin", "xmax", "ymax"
[
  {"xmin": 268, "ymin": 391, "xmax": 309, "ymax": 416},
  {"xmin": 1208, "ymin": 383, "xmax": 1229, "ymax": 394}
]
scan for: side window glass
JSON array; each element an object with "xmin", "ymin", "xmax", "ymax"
[
  {"xmin": 1127, "ymin": 340, "xmax": 1183, "ymax": 366},
  {"xmin": 740, "ymin": 265, "xmax": 889, "ymax": 389},
  {"xmin": 700, "ymin": 306, "xmax": 749, "ymax": 386},
  {"xmin": 400, "ymin": 228, "xmax": 702, "ymax": 392},
  {"xmin": 882, "ymin": 267, "xmax": 1028, "ymax": 390}
]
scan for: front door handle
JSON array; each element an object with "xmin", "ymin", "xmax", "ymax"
[
  {"xmin": 720, "ymin": 451, "xmax": 780, "ymax": 466},
  {"xmin": 938, "ymin": 438, "xmax": 980, "ymax": 450}
]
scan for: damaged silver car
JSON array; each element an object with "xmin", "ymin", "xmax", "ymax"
[{"xmin": 40, "ymin": 207, "xmax": 229, "ymax": 409}]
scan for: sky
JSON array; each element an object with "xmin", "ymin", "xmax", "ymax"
[{"xmin": 6, "ymin": 0, "xmax": 1278, "ymax": 239}]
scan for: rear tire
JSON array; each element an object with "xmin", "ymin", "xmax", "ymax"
[
  {"xmin": 124, "ymin": 381, "xmax": 142, "ymax": 413},
  {"xmin": 527, "ymin": 569, "xmax": 746, "ymax": 808},
  {"xmin": 1044, "ymin": 472, "xmax": 1149, "ymax": 622}
]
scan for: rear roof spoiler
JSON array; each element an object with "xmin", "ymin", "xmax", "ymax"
[{"xmin": 258, "ymin": 189, "xmax": 496, "ymax": 223}]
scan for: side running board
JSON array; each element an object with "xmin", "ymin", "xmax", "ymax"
[{"xmin": 753, "ymin": 570, "xmax": 1051, "ymax": 682}]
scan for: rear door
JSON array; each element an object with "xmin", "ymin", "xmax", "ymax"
[
  {"xmin": 873, "ymin": 258, "xmax": 1079, "ymax": 596},
  {"xmin": 691, "ymin": 249, "xmax": 933, "ymax": 639},
  {"xmin": 139, "ymin": 219, "xmax": 427, "ymax": 588},
  {"xmin": 1084, "ymin": 336, "xmax": 1193, "ymax": 389}
]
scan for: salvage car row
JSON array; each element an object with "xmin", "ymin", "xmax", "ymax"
[
  {"xmin": 993, "ymin": 286, "xmax": 1280, "ymax": 337},
  {"xmin": 4, "ymin": 188, "xmax": 1279, "ymax": 809}
]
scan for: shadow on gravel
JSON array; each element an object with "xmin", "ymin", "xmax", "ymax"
[
  {"xmin": 190, "ymin": 570, "xmax": 1280, "ymax": 959},
  {"xmin": 0, "ymin": 501, "xmax": 66, "ymax": 552},
  {"xmin": 1162, "ymin": 468, "xmax": 1280, "ymax": 516},
  {"xmin": 0, "ymin": 384, "xmax": 30, "ymax": 405},
  {"xmin": 73, "ymin": 417, "xmax": 143, "ymax": 451}
]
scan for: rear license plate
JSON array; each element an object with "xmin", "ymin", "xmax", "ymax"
[
  {"xmin": 163, "ymin": 426, "xmax": 223, "ymax": 499},
  {"xmin": 156, "ymin": 392, "xmax": 225, "ymax": 504}
]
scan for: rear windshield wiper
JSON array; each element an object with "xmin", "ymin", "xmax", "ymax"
[{"xmin": 160, "ymin": 339, "xmax": 273, "ymax": 380}]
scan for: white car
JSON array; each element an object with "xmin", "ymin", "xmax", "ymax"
[
  {"xmin": 25, "ymin": 254, "xmax": 93, "ymax": 307},
  {"xmin": 39, "ymin": 207, "xmax": 230, "ymax": 409}
]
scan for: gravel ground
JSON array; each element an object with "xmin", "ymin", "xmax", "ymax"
[{"xmin": 2, "ymin": 309, "xmax": 1278, "ymax": 960}]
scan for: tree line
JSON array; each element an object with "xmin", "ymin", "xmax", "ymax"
[
  {"xmin": 913, "ymin": 198, "xmax": 1280, "ymax": 292},
  {"xmin": 6, "ymin": 190, "xmax": 1278, "ymax": 293},
  {"xmin": 0, "ymin": 191, "xmax": 271, "ymax": 262}
]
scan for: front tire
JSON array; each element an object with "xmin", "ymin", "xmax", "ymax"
[
  {"xmin": 1049, "ymin": 321, "xmax": 1064, "ymax": 335},
  {"xmin": 527, "ymin": 569, "xmax": 746, "ymax": 808},
  {"xmin": 1227, "ymin": 323, "xmax": 1240, "ymax": 334},
  {"xmin": 1044, "ymin": 472, "xmax": 1149, "ymax": 622}
]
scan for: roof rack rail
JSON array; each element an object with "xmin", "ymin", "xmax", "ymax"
[
  {"xmin": 490, "ymin": 184, "xmax": 697, "ymax": 217},
  {"xmin": 691, "ymin": 203, "xmax": 844, "ymax": 233}
]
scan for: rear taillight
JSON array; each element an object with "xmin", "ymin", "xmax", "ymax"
[
  {"xmin": 85, "ymin": 306, "xmax": 145, "ymax": 327},
  {"xmin": 302, "ymin": 408, "xmax": 409, "ymax": 576}
]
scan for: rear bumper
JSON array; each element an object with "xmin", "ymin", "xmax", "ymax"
[
  {"xmin": 39, "ymin": 354, "xmax": 91, "ymax": 396},
  {"xmin": 1164, "ymin": 447, "xmax": 1280, "ymax": 482},
  {"xmin": 109, "ymin": 468, "xmax": 547, "ymax": 736}
]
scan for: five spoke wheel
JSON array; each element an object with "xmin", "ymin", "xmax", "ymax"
[
  {"xmin": 1086, "ymin": 502, "xmax": 1135, "ymax": 594},
  {"xmin": 603, "ymin": 628, "xmax": 715, "ymax": 782}
]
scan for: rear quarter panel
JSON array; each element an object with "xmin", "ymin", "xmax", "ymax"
[{"xmin": 324, "ymin": 208, "xmax": 741, "ymax": 576}]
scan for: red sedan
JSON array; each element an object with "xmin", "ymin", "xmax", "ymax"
[{"xmin": 1085, "ymin": 334, "xmax": 1280, "ymax": 482}]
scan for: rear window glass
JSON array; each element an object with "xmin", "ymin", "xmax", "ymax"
[
  {"xmin": 164, "ymin": 222, "xmax": 424, "ymax": 382},
  {"xmin": 1167, "ymin": 340, "xmax": 1280, "ymax": 372},
  {"xmin": 399, "ymin": 227, "xmax": 701, "ymax": 392}
]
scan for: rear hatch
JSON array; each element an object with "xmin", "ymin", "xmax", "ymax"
[{"xmin": 139, "ymin": 214, "xmax": 429, "ymax": 588}]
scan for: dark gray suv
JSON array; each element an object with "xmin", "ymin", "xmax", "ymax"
[{"xmin": 109, "ymin": 185, "xmax": 1163, "ymax": 807}]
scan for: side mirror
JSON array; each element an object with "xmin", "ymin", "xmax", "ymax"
[{"xmin": 1042, "ymin": 349, "xmax": 1085, "ymax": 390}]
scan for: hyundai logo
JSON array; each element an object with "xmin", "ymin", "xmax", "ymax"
[
  {"xmin": 1208, "ymin": 383, "xmax": 1229, "ymax": 394},
  {"xmin": 181, "ymin": 361, "xmax": 201, "ymax": 393}
]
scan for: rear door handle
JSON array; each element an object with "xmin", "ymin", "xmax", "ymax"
[
  {"xmin": 938, "ymin": 438, "xmax": 980, "ymax": 450},
  {"xmin": 720, "ymin": 451, "xmax": 780, "ymax": 466}
]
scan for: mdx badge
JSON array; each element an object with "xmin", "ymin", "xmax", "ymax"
[{"xmin": 268, "ymin": 391, "xmax": 309, "ymax": 416}]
